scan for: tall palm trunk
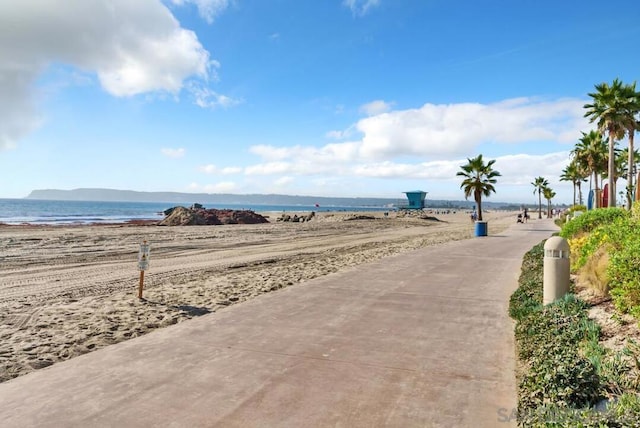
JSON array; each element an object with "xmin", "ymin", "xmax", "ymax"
[
  {"xmin": 577, "ymin": 181, "xmax": 583, "ymax": 205},
  {"xmin": 628, "ymin": 132, "xmax": 635, "ymax": 210},
  {"xmin": 538, "ymin": 191, "xmax": 542, "ymax": 219},
  {"xmin": 593, "ymin": 172, "xmax": 599, "ymax": 208},
  {"xmin": 608, "ymin": 131, "xmax": 616, "ymax": 207},
  {"xmin": 475, "ymin": 190, "xmax": 483, "ymax": 222}
]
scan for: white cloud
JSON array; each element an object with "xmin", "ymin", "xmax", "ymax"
[
  {"xmin": 496, "ymin": 152, "xmax": 571, "ymax": 185},
  {"xmin": 161, "ymin": 147, "xmax": 186, "ymax": 158},
  {"xmin": 353, "ymin": 160, "xmax": 458, "ymax": 179},
  {"xmin": 359, "ymin": 100, "xmax": 393, "ymax": 116},
  {"xmin": 249, "ymin": 142, "xmax": 362, "ymax": 164},
  {"xmin": 199, "ymin": 164, "xmax": 242, "ymax": 174},
  {"xmin": 238, "ymin": 151, "xmax": 572, "ymax": 189},
  {"xmin": 229, "ymin": 97, "xmax": 583, "ymax": 201},
  {"xmin": 352, "ymin": 97, "xmax": 588, "ymax": 160},
  {"xmin": 0, "ymin": 0, "xmax": 230, "ymax": 149},
  {"xmin": 248, "ymin": 145, "xmax": 294, "ymax": 161},
  {"xmin": 221, "ymin": 166, "xmax": 243, "ymax": 174},
  {"xmin": 189, "ymin": 150, "xmax": 577, "ymax": 202},
  {"xmin": 189, "ymin": 83, "xmax": 241, "ymax": 108},
  {"xmin": 232, "ymin": 150, "xmax": 576, "ymax": 202},
  {"xmin": 245, "ymin": 162, "xmax": 293, "ymax": 175},
  {"xmin": 170, "ymin": 0, "xmax": 230, "ymax": 24},
  {"xmin": 274, "ymin": 176, "xmax": 294, "ymax": 186},
  {"xmin": 0, "ymin": 68, "xmax": 42, "ymax": 150},
  {"xmin": 326, "ymin": 124, "xmax": 356, "ymax": 140},
  {"xmin": 343, "ymin": 0, "xmax": 381, "ymax": 16},
  {"xmin": 245, "ymin": 97, "xmax": 587, "ymax": 173}
]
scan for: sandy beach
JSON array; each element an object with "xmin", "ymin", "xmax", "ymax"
[{"xmin": 0, "ymin": 210, "xmax": 515, "ymax": 382}]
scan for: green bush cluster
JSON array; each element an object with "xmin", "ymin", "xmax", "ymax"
[
  {"xmin": 571, "ymin": 219, "xmax": 621, "ymax": 270},
  {"xmin": 516, "ymin": 395, "xmax": 640, "ymax": 428},
  {"xmin": 516, "ymin": 295, "xmax": 601, "ymax": 412},
  {"xmin": 509, "ymin": 242, "xmax": 544, "ymax": 321},
  {"xmin": 559, "ymin": 207, "xmax": 628, "ymax": 240},
  {"xmin": 510, "ymin": 241, "xmax": 640, "ymax": 427},
  {"xmin": 560, "ymin": 206, "xmax": 640, "ymax": 318},
  {"xmin": 608, "ymin": 229, "xmax": 640, "ymax": 317}
]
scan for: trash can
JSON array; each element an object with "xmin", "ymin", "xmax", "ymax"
[{"xmin": 475, "ymin": 221, "xmax": 488, "ymax": 237}]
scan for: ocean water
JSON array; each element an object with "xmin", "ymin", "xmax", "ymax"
[{"xmin": 0, "ymin": 199, "xmax": 391, "ymax": 225}]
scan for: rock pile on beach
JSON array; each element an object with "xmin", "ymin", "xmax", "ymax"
[
  {"xmin": 159, "ymin": 206, "xmax": 269, "ymax": 226},
  {"xmin": 276, "ymin": 212, "xmax": 315, "ymax": 223},
  {"xmin": 396, "ymin": 210, "xmax": 440, "ymax": 221}
]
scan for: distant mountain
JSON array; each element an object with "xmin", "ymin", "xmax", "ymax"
[
  {"xmin": 25, "ymin": 188, "xmax": 523, "ymax": 209},
  {"xmin": 26, "ymin": 188, "xmax": 401, "ymax": 207}
]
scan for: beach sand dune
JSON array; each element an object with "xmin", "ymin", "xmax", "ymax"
[{"xmin": 0, "ymin": 210, "xmax": 514, "ymax": 382}]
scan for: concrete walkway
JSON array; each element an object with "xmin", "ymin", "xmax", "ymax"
[{"xmin": 0, "ymin": 219, "xmax": 557, "ymax": 427}]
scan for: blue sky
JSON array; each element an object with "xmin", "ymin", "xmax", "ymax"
[{"xmin": 1, "ymin": 0, "xmax": 639, "ymax": 204}]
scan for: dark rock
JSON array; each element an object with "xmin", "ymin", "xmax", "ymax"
[
  {"xmin": 158, "ymin": 206, "xmax": 269, "ymax": 226},
  {"xmin": 276, "ymin": 211, "xmax": 315, "ymax": 223},
  {"xmin": 343, "ymin": 215, "xmax": 376, "ymax": 221}
]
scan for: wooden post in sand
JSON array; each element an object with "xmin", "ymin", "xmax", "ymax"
[
  {"xmin": 137, "ymin": 241, "xmax": 150, "ymax": 299},
  {"xmin": 138, "ymin": 270, "xmax": 145, "ymax": 299}
]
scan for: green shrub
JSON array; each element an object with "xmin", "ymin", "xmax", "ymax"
[
  {"xmin": 516, "ymin": 295, "xmax": 602, "ymax": 411},
  {"xmin": 583, "ymin": 212, "xmax": 640, "ymax": 317},
  {"xmin": 517, "ymin": 397, "xmax": 640, "ymax": 427},
  {"xmin": 570, "ymin": 215, "xmax": 631, "ymax": 271},
  {"xmin": 509, "ymin": 242, "xmax": 544, "ymax": 321},
  {"xmin": 608, "ymin": 234, "xmax": 640, "ymax": 315},
  {"xmin": 560, "ymin": 208, "xmax": 628, "ymax": 240},
  {"xmin": 631, "ymin": 203, "xmax": 640, "ymax": 220}
]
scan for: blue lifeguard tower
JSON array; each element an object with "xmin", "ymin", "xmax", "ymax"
[{"xmin": 402, "ymin": 190, "xmax": 427, "ymax": 209}]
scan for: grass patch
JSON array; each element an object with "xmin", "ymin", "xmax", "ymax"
[{"xmin": 577, "ymin": 246, "xmax": 610, "ymax": 296}]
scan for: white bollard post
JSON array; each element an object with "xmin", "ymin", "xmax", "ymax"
[{"xmin": 543, "ymin": 236, "xmax": 570, "ymax": 305}]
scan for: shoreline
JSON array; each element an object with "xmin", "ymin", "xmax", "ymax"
[{"xmin": 0, "ymin": 210, "xmax": 515, "ymax": 382}]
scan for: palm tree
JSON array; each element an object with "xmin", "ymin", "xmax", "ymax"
[
  {"xmin": 559, "ymin": 166, "xmax": 576, "ymax": 207},
  {"xmin": 572, "ymin": 130, "xmax": 608, "ymax": 206},
  {"xmin": 543, "ymin": 186, "xmax": 556, "ymax": 218},
  {"xmin": 532, "ymin": 176, "xmax": 549, "ymax": 219},
  {"xmin": 560, "ymin": 161, "xmax": 587, "ymax": 206},
  {"xmin": 619, "ymin": 82, "xmax": 640, "ymax": 209},
  {"xmin": 456, "ymin": 154, "xmax": 501, "ymax": 222},
  {"xmin": 584, "ymin": 78, "xmax": 630, "ymax": 208}
]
